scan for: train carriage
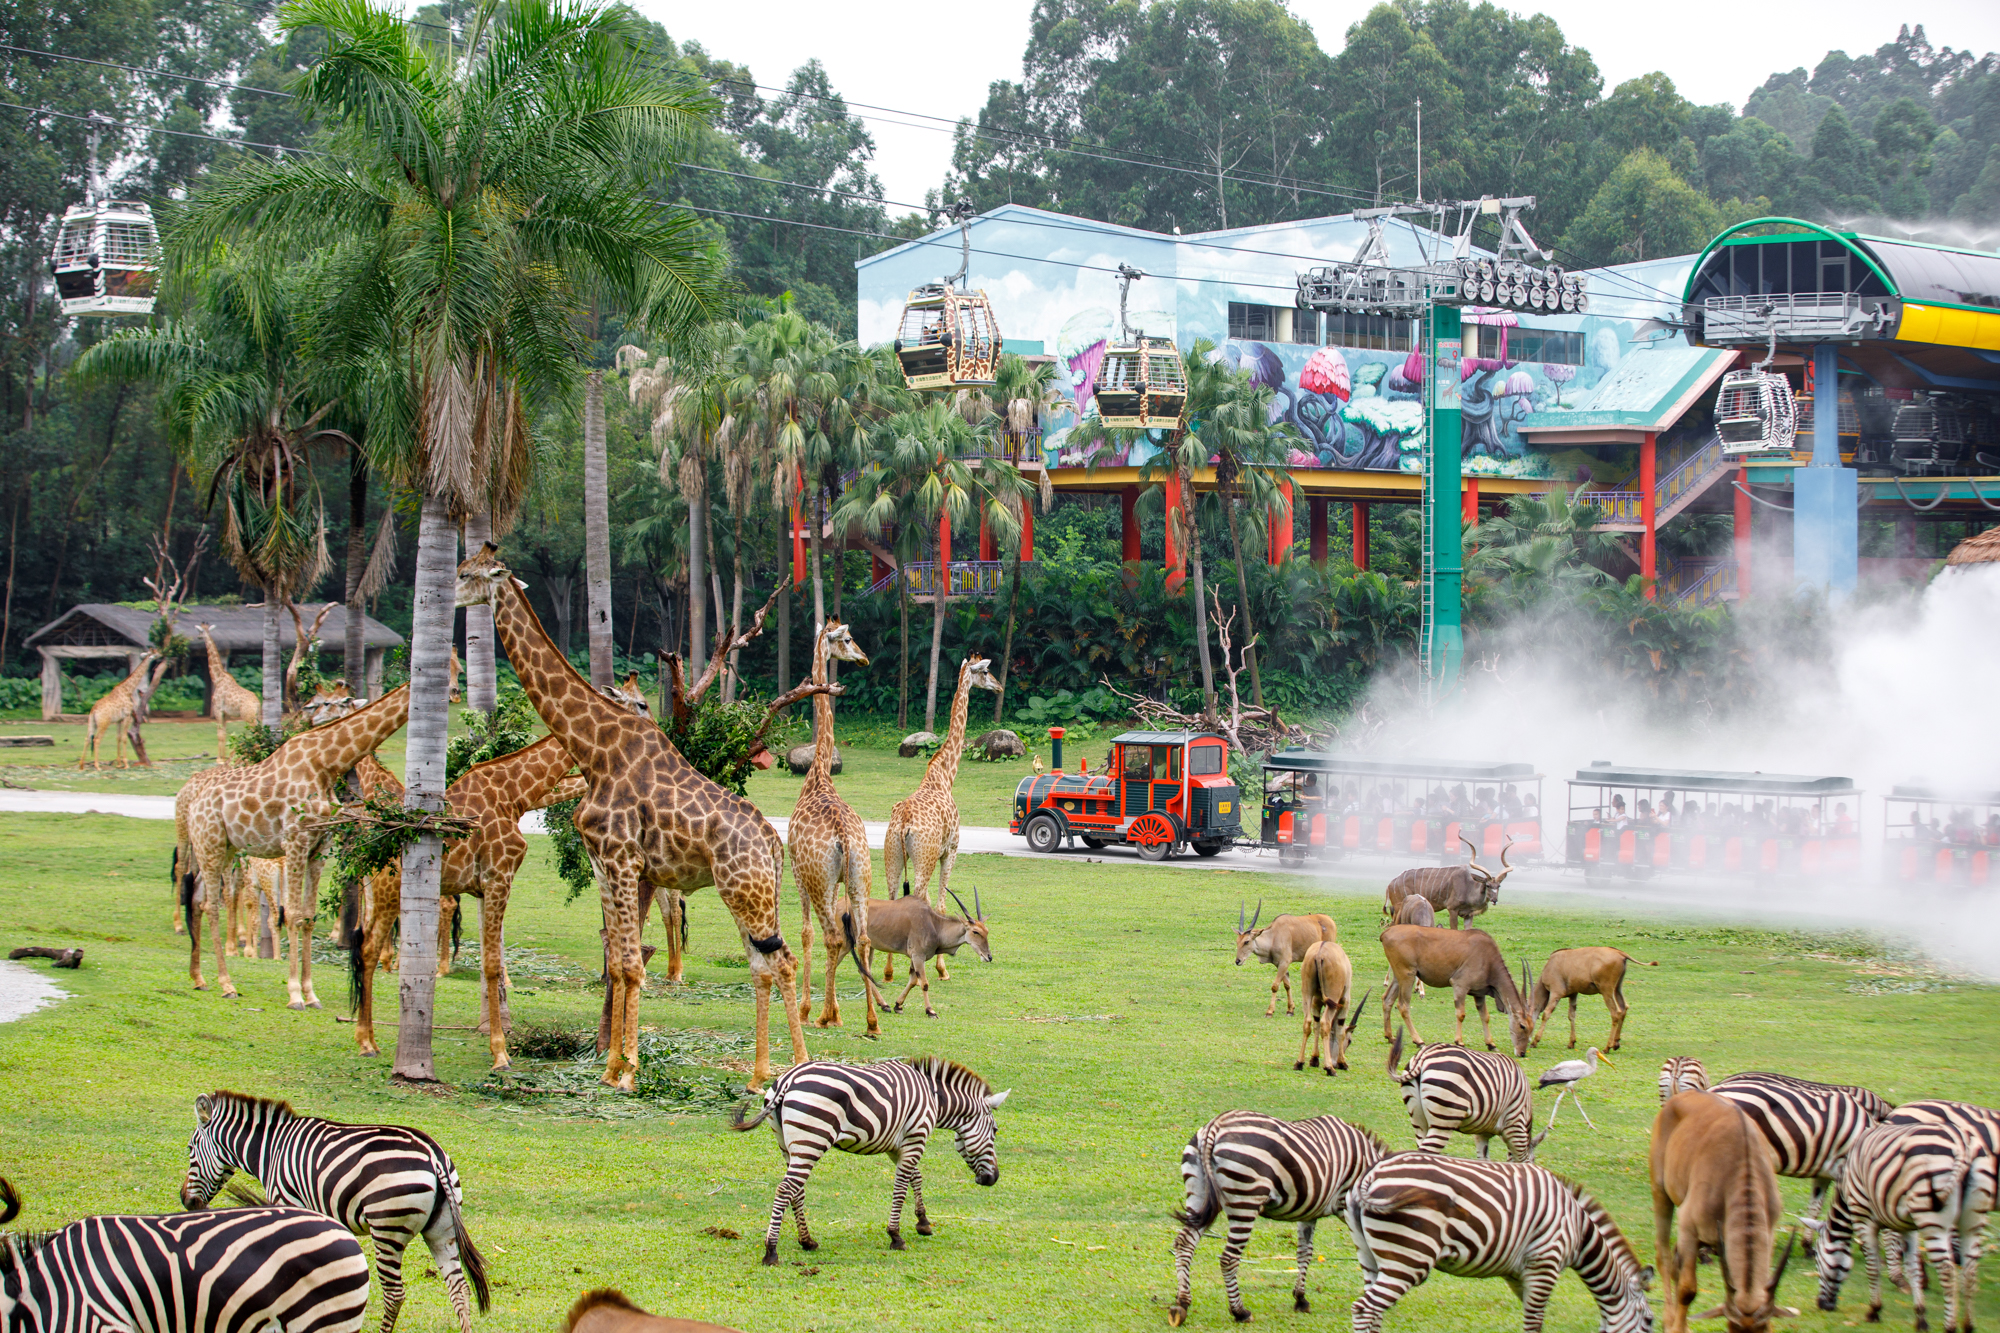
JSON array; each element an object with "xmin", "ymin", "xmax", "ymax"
[
  {"xmin": 1882, "ymin": 784, "xmax": 2000, "ymax": 887},
  {"xmin": 1010, "ymin": 727, "xmax": 1243, "ymax": 861},
  {"xmin": 1566, "ymin": 761, "xmax": 1861, "ymax": 881},
  {"xmin": 1257, "ymin": 752, "xmax": 1545, "ymax": 868}
]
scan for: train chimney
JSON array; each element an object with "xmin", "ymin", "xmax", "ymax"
[{"xmin": 1048, "ymin": 726, "xmax": 1064, "ymax": 774}]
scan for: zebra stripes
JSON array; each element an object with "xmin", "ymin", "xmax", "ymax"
[
  {"xmin": 1167, "ymin": 1111, "xmax": 1386, "ymax": 1326},
  {"xmin": 1390, "ymin": 1036, "xmax": 1542, "ymax": 1162},
  {"xmin": 1346, "ymin": 1153, "xmax": 1654, "ymax": 1333},
  {"xmin": 0, "ymin": 1177, "xmax": 370, "ymax": 1333},
  {"xmin": 181, "ymin": 1092, "xmax": 489, "ymax": 1333},
  {"xmin": 1888, "ymin": 1099, "xmax": 2000, "ymax": 1221},
  {"xmin": 732, "ymin": 1057, "xmax": 1009, "ymax": 1265},
  {"xmin": 1711, "ymin": 1071, "xmax": 1893, "ymax": 1207},
  {"xmin": 1811, "ymin": 1119, "xmax": 1987, "ymax": 1332},
  {"xmin": 1658, "ymin": 1056, "xmax": 1708, "ymax": 1103}
]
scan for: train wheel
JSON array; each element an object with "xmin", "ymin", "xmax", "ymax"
[
  {"xmin": 1137, "ymin": 839, "xmax": 1172, "ymax": 862},
  {"xmin": 1192, "ymin": 841, "xmax": 1225, "ymax": 858},
  {"xmin": 1025, "ymin": 816, "xmax": 1063, "ymax": 854},
  {"xmin": 1081, "ymin": 836, "xmax": 1107, "ymax": 849}
]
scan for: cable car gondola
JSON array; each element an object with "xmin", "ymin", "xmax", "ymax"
[
  {"xmin": 893, "ymin": 201, "xmax": 1000, "ymax": 392},
  {"xmin": 49, "ymin": 134, "xmax": 160, "ymax": 318},
  {"xmin": 1095, "ymin": 264, "xmax": 1188, "ymax": 431},
  {"xmin": 1713, "ymin": 321, "xmax": 1796, "ymax": 457}
]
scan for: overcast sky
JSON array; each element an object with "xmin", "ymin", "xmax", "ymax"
[{"xmin": 629, "ymin": 0, "xmax": 2000, "ymax": 215}]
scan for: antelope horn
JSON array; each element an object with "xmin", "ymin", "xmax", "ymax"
[
  {"xmin": 1499, "ymin": 836, "xmax": 1515, "ymax": 871},
  {"xmin": 1346, "ymin": 988, "xmax": 1372, "ymax": 1034},
  {"xmin": 1460, "ymin": 834, "xmax": 1479, "ymax": 857},
  {"xmin": 973, "ymin": 885, "xmax": 983, "ymax": 920},
  {"xmin": 946, "ymin": 888, "xmax": 972, "ymax": 921},
  {"xmin": 1769, "ymin": 1226, "xmax": 1799, "ymax": 1293},
  {"xmin": 1249, "ymin": 899, "xmax": 1262, "ymax": 931},
  {"xmin": 1239, "ymin": 900, "xmax": 1245, "ymax": 931}
]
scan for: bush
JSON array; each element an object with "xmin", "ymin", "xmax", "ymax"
[
  {"xmin": 0, "ymin": 678, "xmax": 39, "ymax": 711},
  {"xmin": 446, "ymin": 688, "xmax": 541, "ymax": 785}
]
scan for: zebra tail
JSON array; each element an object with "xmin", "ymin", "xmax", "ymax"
[
  {"xmin": 448, "ymin": 1186, "xmax": 491, "ymax": 1314},
  {"xmin": 1173, "ymin": 1128, "xmax": 1222, "ymax": 1231},
  {"xmin": 0, "ymin": 1175, "xmax": 20, "ymax": 1224},
  {"xmin": 731, "ymin": 1094, "xmax": 777, "ymax": 1132}
]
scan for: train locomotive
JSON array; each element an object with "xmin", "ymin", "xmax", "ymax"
[{"xmin": 1009, "ymin": 727, "xmax": 1242, "ymax": 860}]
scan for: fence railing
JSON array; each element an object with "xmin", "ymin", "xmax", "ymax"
[
  {"xmin": 1667, "ymin": 558, "xmax": 1737, "ymax": 606},
  {"xmin": 1656, "ymin": 437, "xmax": 1724, "ymax": 513},
  {"xmin": 864, "ymin": 560, "xmax": 1016, "ymax": 598}
]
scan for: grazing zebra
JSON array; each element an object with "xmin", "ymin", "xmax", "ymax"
[
  {"xmin": 0, "ymin": 1175, "xmax": 370, "ymax": 1333},
  {"xmin": 1346, "ymin": 1154, "xmax": 1655, "ymax": 1333},
  {"xmin": 1388, "ymin": 1031, "xmax": 1544, "ymax": 1162},
  {"xmin": 1711, "ymin": 1071, "xmax": 1894, "ymax": 1216},
  {"xmin": 180, "ymin": 1092, "xmax": 489, "ymax": 1333},
  {"xmin": 1658, "ymin": 1056, "xmax": 1708, "ymax": 1103},
  {"xmin": 731, "ymin": 1056, "xmax": 1009, "ymax": 1265},
  {"xmin": 1811, "ymin": 1120, "xmax": 1986, "ymax": 1332},
  {"xmin": 1166, "ymin": 1111, "xmax": 1387, "ymax": 1326}
]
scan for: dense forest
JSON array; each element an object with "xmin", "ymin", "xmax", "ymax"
[{"xmin": 0, "ymin": 0, "xmax": 1991, "ymax": 720}]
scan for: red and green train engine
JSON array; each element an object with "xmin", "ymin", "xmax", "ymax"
[{"xmin": 1010, "ymin": 728, "xmax": 1243, "ymax": 861}]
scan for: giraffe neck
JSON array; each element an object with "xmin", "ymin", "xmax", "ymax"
[
  {"xmin": 202, "ymin": 631, "xmax": 229, "ymax": 679},
  {"xmin": 919, "ymin": 666, "xmax": 974, "ymax": 795},
  {"xmin": 451, "ymin": 736, "xmax": 575, "ymax": 818},
  {"xmin": 808, "ymin": 631, "xmax": 836, "ymax": 782},
  {"xmin": 276, "ymin": 685, "xmax": 410, "ymax": 777},
  {"xmin": 488, "ymin": 576, "xmax": 641, "ymax": 773},
  {"xmin": 113, "ymin": 656, "xmax": 150, "ymax": 696}
]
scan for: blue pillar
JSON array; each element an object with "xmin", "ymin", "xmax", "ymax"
[{"xmin": 1792, "ymin": 342, "xmax": 1858, "ymax": 597}]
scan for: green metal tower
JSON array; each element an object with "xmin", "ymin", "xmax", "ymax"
[{"xmin": 1421, "ymin": 303, "xmax": 1463, "ymax": 701}]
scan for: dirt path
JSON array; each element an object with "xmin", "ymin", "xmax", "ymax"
[{"xmin": 0, "ymin": 959, "xmax": 68, "ymax": 1023}]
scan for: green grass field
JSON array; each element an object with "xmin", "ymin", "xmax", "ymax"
[{"xmin": 1, "ymin": 808, "xmax": 1995, "ymax": 1333}]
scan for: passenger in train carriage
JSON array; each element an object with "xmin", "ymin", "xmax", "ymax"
[
  {"xmin": 1522, "ymin": 792, "xmax": 1539, "ymax": 820},
  {"xmin": 1985, "ymin": 812, "xmax": 1999, "ymax": 845},
  {"xmin": 1635, "ymin": 798, "xmax": 1655, "ymax": 825},
  {"xmin": 1449, "ymin": 783, "xmax": 1473, "ymax": 817},
  {"xmin": 1341, "ymin": 783, "xmax": 1361, "ymax": 814},
  {"xmin": 1499, "ymin": 784, "xmax": 1523, "ymax": 820},
  {"xmin": 1831, "ymin": 802, "xmax": 1856, "ymax": 836},
  {"xmin": 1609, "ymin": 794, "xmax": 1629, "ymax": 828}
]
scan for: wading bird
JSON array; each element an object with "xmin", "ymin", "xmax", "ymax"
[{"xmin": 1539, "ymin": 1047, "xmax": 1613, "ymax": 1128}]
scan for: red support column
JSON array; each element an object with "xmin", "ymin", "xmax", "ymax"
[
  {"xmin": 938, "ymin": 506, "xmax": 951, "ymax": 586},
  {"xmin": 1640, "ymin": 430, "xmax": 1658, "ymax": 599},
  {"xmin": 791, "ymin": 465, "xmax": 807, "ymax": 586},
  {"xmin": 1164, "ymin": 473, "xmax": 1187, "ymax": 592},
  {"xmin": 1352, "ymin": 501, "xmax": 1370, "ymax": 571},
  {"xmin": 1019, "ymin": 500, "xmax": 1034, "ymax": 563},
  {"xmin": 978, "ymin": 510, "xmax": 995, "ymax": 561},
  {"xmin": 1462, "ymin": 477, "xmax": 1479, "ymax": 529},
  {"xmin": 1309, "ymin": 496, "xmax": 1329, "ymax": 567},
  {"xmin": 1121, "ymin": 486, "xmax": 1141, "ymax": 564},
  {"xmin": 1734, "ymin": 465, "xmax": 1752, "ymax": 600},
  {"xmin": 1268, "ymin": 476, "xmax": 1294, "ymax": 565}
]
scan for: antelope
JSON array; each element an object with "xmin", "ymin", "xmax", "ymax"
[
  {"xmin": 1379, "ymin": 924, "xmax": 1534, "ymax": 1057},
  {"xmin": 842, "ymin": 887, "xmax": 990, "ymax": 1018},
  {"xmin": 1651, "ymin": 1089, "xmax": 1796, "ymax": 1333},
  {"xmin": 1391, "ymin": 896, "xmax": 1436, "ymax": 928},
  {"xmin": 564, "ymin": 1289, "xmax": 744, "ymax": 1333},
  {"xmin": 1530, "ymin": 947, "xmax": 1659, "ymax": 1051},
  {"xmin": 1235, "ymin": 901, "xmax": 1339, "ymax": 1017},
  {"xmin": 1294, "ymin": 940, "xmax": 1368, "ymax": 1075},
  {"xmin": 1382, "ymin": 836, "xmax": 1515, "ymax": 930}
]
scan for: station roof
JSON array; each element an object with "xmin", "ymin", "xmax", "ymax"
[
  {"xmin": 1110, "ymin": 730, "xmax": 1228, "ymax": 746},
  {"xmin": 1569, "ymin": 762, "xmax": 1856, "ymax": 797},
  {"xmin": 1517, "ymin": 346, "xmax": 1736, "ymax": 446},
  {"xmin": 1683, "ymin": 219, "xmax": 2000, "ymax": 315},
  {"xmin": 25, "ymin": 602, "xmax": 403, "ymax": 657},
  {"xmin": 1263, "ymin": 751, "xmax": 1539, "ymax": 781}
]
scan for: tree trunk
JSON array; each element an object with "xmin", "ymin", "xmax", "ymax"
[
  {"xmin": 261, "ymin": 586, "xmax": 283, "ymax": 728},
  {"xmin": 828, "ymin": 530, "xmax": 842, "ymax": 700},
  {"xmin": 394, "ymin": 492, "xmax": 456, "ymax": 1081},
  {"xmin": 462, "ymin": 510, "xmax": 497, "ymax": 712},
  {"xmin": 807, "ymin": 489, "xmax": 825, "ymax": 741},
  {"xmin": 583, "ymin": 370, "xmax": 613, "ymax": 689},
  {"xmin": 723, "ymin": 510, "xmax": 745, "ymax": 703},
  {"xmin": 897, "ymin": 564, "xmax": 910, "ymax": 729},
  {"xmin": 776, "ymin": 575, "xmax": 790, "ymax": 696},
  {"xmin": 1182, "ymin": 478, "xmax": 1216, "ymax": 716},
  {"xmin": 1, "ymin": 492, "xmax": 19, "ymax": 673},
  {"xmin": 924, "ymin": 578, "xmax": 949, "ymax": 732},
  {"xmin": 549, "ymin": 574, "xmax": 575, "ymax": 660},
  {"xmin": 344, "ymin": 455, "xmax": 369, "ymax": 690},
  {"xmin": 993, "ymin": 545, "xmax": 1022, "ymax": 725},
  {"xmin": 1223, "ymin": 496, "xmax": 1264, "ymax": 708},
  {"xmin": 687, "ymin": 477, "xmax": 706, "ymax": 681}
]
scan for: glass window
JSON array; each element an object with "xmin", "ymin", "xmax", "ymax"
[
  {"xmin": 1154, "ymin": 746, "xmax": 1178, "ymax": 781},
  {"xmin": 1228, "ymin": 302, "xmax": 1278, "ymax": 341},
  {"xmin": 1123, "ymin": 746, "xmax": 1154, "ymax": 780},
  {"xmin": 1189, "ymin": 745, "xmax": 1223, "ymax": 775}
]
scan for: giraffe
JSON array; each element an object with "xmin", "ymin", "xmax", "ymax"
[
  {"xmin": 454, "ymin": 542, "xmax": 808, "ymax": 1090},
  {"xmin": 78, "ymin": 650, "xmax": 161, "ymax": 769},
  {"xmin": 786, "ymin": 620, "xmax": 885, "ymax": 1036},
  {"xmin": 181, "ymin": 684, "xmax": 411, "ymax": 1005},
  {"xmin": 348, "ymin": 736, "xmax": 585, "ymax": 1068},
  {"xmin": 198, "ymin": 624, "xmax": 262, "ymax": 760},
  {"xmin": 884, "ymin": 655, "xmax": 1002, "ymax": 931}
]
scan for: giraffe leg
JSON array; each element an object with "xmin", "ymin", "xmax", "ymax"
[
  {"xmin": 284, "ymin": 840, "xmax": 321, "ymax": 1009},
  {"xmin": 796, "ymin": 867, "xmax": 816, "ymax": 1025},
  {"xmin": 663, "ymin": 888, "xmax": 686, "ymax": 985},
  {"xmin": 597, "ymin": 859, "xmax": 645, "ymax": 1091},
  {"xmin": 480, "ymin": 882, "xmax": 511, "ymax": 1069},
  {"xmin": 843, "ymin": 853, "xmax": 882, "ymax": 1037},
  {"xmin": 434, "ymin": 893, "xmax": 455, "ymax": 978},
  {"xmin": 355, "ymin": 880, "xmax": 381, "ymax": 1058},
  {"xmin": 199, "ymin": 845, "xmax": 239, "ymax": 999}
]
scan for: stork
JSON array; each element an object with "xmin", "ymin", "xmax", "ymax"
[{"xmin": 1538, "ymin": 1046, "xmax": 1613, "ymax": 1128}]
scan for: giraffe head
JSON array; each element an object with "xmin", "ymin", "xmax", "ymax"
[
  {"xmin": 454, "ymin": 542, "xmax": 521, "ymax": 609},
  {"xmin": 819, "ymin": 620, "xmax": 870, "ymax": 668},
  {"xmin": 597, "ymin": 671, "xmax": 652, "ymax": 718},
  {"xmin": 962, "ymin": 656, "xmax": 1001, "ymax": 694}
]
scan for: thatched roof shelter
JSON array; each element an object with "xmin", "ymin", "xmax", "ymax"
[{"xmin": 1944, "ymin": 525, "xmax": 2000, "ymax": 568}]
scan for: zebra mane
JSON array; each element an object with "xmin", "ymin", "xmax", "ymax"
[
  {"xmin": 903, "ymin": 1056, "xmax": 990, "ymax": 1094},
  {"xmin": 208, "ymin": 1090, "xmax": 300, "ymax": 1120},
  {"xmin": 1553, "ymin": 1172, "xmax": 1641, "ymax": 1273}
]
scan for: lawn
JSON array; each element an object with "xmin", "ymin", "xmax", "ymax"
[{"xmin": 0, "ymin": 809, "xmax": 1995, "ymax": 1333}]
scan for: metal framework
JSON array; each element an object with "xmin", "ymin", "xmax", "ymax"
[
  {"xmin": 894, "ymin": 200, "xmax": 1001, "ymax": 391},
  {"xmin": 1096, "ymin": 263, "xmax": 1189, "ymax": 430},
  {"xmin": 50, "ymin": 131, "xmax": 159, "ymax": 317}
]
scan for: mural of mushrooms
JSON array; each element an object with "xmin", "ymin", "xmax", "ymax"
[
  {"xmin": 1345, "ymin": 394, "xmax": 1428, "ymax": 471},
  {"xmin": 1543, "ymin": 362, "xmax": 1577, "ymax": 407},
  {"xmin": 1291, "ymin": 344, "xmax": 1351, "ymax": 462},
  {"xmin": 1499, "ymin": 369, "xmax": 1536, "ymax": 425},
  {"xmin": 1386, "ymin": 348, "xmax": 1425, "ymax": 395},
  {"xmin": 1458, "ymin": 307, "xmax": 1519, "ymax": 459}
]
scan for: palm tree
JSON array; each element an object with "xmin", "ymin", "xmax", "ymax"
[
  {"xmin": 1200, "ymin": 369, "xmax": 1300, "ymax": 709},
  {"xmin": 178, "ymin": 0, "xmax": 724, "ymax": 1078},
  {"xmin": 1467, "ymin": 488, "xmax": 1622, "ymax": 602},
  {"xmin": 583, "ymin": 365, "xmax": 613, "ymax": 689},
  {"xmin": 987, "ymin": 353, "xmax": 1060, "ymax": 723},
  {"xmin": 74, "ymin": 247, "xmax": 342, "ymax": 729}
]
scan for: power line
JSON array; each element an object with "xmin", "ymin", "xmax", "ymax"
[
  {"xmin": 0, "ymin": 41, "xmax": 295, "ymax": 100},
  {"xmin": 0, "ymin": 100, "xmax": 294, "ymax": 153}
]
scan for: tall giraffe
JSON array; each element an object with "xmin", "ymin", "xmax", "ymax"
[
  {"xmin": 884, "ymin": 656, "xmax": 1002, "ymax": 923},
  {"xmin": 455, "ymin": 542, "xmax": 807, "ymax": 1090},
  {"xmin": 198, "ymin": 624, "xmax": 262, "ymax": 760},
  {"xmin": 181, "ymin": 684, "xmax": 411, "ymax": 1005},
  {"xmin": 349, "ymin": 736, "xmax": 585, "ymax": 1068},
  {"xmin": 786, "ymin": 620, "xmax": 883, "ymax": 1035},
  {"xmin": 78, "ymin": 651, "xmax": 160, "ymax": 769}
]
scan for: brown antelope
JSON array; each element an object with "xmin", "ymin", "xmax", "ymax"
[
  {"xmin": 1381, "ymin": 836, "xmax": 1515, "ymax": 929},
  {"xmin": 1234, "ymin": 901, "xmax": 1338, "ymax": 1016},
  {"xmin": 1390, "ymin": 895, "xmax": 1436, "ymax": 928},
  {"xmin": 1293, "ymin": 940, "xmax": 1368, "ymax": 1075},
  {"xmin": 1651, "ymin": 1090, "xmax": 1796, "ymax": 1333},
  {"xmin": 1529, "ymin": 946, "xmax": 1659, "ymax": 1051},
  {"xmin": 563, "ymin": 1290, "xmax": 744, "ymax": 1333},
  {"xmin": 1378, "ymin": 925, "xmax": 1534, "ymax": 1057},
  {"xmin": 842, "ymin": 887, "xmax": 990, "ymax": 1018}
]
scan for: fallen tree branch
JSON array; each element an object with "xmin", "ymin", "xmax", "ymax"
[{"xmin": 8, "ymin": 946, "xmax": 83, "ymax": 968}]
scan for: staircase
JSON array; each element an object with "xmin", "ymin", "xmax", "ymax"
[
  {"xmin": 865, "ymin": 560, "xmax": 1012, "ymax": 602},
  {"xmin": 1662, "ymin": 556, "xmax": 1738, "ymax": 606},
  {"xmin": 1586, "ymin": 435, "xmax": 1732, "ymax": 533}
]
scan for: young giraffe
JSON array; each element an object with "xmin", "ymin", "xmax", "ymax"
[
  {"xmin": 182, "ymin": 684, "xmax": 411, "ymax": 1005},
  {"xmin": 455, "ymin": 542, "xmax": 808, "ymax": 1090},
  {"xmin": 883, "ymin": 657, "xmax": 1002, "ymax": 982},
  {"xmin": 198, "ymin": 624, "xmax": 262, "ymax": 761},
  {"xmin": 349, "ymin": 736, "xmax": 587, "ymax": 1068},
  {"xmin": 787, "ymin": 620, "xmax": 885, "ymax": 1035},
  {"xmin": 78, "ymin": 650, "xmax": 161, "ymax": 769}
]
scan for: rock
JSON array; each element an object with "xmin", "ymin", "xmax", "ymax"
[
  {"xmin": 899, "ymin": 731, "xmax": 939, "ymax": 758},
  {"xmin": 786, "ymin": 743, "xmax": 840, "ymax": 775},
  {"xmin": 972, "ymin": 728, "xmax": 1025, "ymax": 760}
]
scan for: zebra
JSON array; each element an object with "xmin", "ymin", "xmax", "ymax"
[
  {"xmin": 0, "ymin": 1175, "xmax": 371, "ymax": 1333},
  {"xmin": 1167, "ymin": 1111, "xmax": 1387, "ymax": 1326},
  {"xmin": 1711, "ymin": 1071, "xmax": 1894, "ymax": 1217},
  {"xmin": 1810, "ymin": 1119, "xmax": 1986, "ymax": 1332},
  {"xmin": 730, "ymin": 1056, "xmax": 1009, "ymax": 1265},
  {"xmin": 1346, "ymin": 1153, "xmax": 1655, "ymax": 1333},
  {"xmin": 1889, "ymin": 1099, "xmax": 2000, "ymax": 1222},
  {"xmin": 180, "ymin": 1091, "xmax": 490, "ymax": 1333},
  {"xmin": 1388, "ymin": 1030, "xmax": 1545, "ymax": 1162},
  {"xmin": 1658, "ymin": 1055, "xmax": 1708, "ymax": 1103}
]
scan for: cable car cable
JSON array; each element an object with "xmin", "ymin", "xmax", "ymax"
[
  {"xmin": 0, "ymin": 41, "xmax": 296, "ymax": 100},
  {"xmin": 0, "ymin": 100, "xmax": 295, "ymax": 153}
]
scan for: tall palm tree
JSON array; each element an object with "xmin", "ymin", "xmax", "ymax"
[
  {"xmin": 1201, "ymin": 369, "xmax": 1300, "ymax": 709},
  {"xmin": 74, "ymin": 247, "xmax": 341, "ymax": 729},
  {"xmin": 988, "ymin": 353, "xmax": 1060, "ymax": 723},
  {"xmin": 178, "ymin": 0, "xmax": 724, "ymax": 1079}
]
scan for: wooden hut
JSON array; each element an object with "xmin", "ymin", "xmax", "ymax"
[{"xmin": 23, "ymin": 603, "xmax": 403, "ymax": 721}]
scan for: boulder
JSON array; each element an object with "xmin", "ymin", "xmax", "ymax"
[
  {"xmin": 972, "ymin": 728, "xmax": 1025, "ymax": 760},
  {"xmin": 786, "ymin": 743, "xmax": 840, "ymax": 775},
  {"xmin": 898, "ymin": 731, "xmax": 939, "ymax": 758}
]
